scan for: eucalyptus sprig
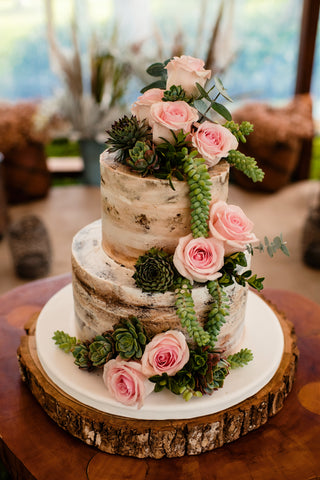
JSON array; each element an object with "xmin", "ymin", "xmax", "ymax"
[
  {"xmin": 174, "ymin": 276, "xmax": 211, "ymax": 347},
  {"xmin": 194, "ymin": 80, "xmax": 232, "ymax": 122},
  {"xmin": 248, "ymin": 234, "xmax": 290, "ymax": 258},
  {"xmin": 227, "ymin": 150, "xmax": 265, "ymax": 183},
  {"xmin": 182, "ymin": 148, "xmax": 212, "ymax": 238}
]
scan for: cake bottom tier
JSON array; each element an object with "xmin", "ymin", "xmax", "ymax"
[
  {"xmin": 19, "ymin": 284, "xmax": 295, "ymax": 458},
  {"xmin": 71, "ymin": 220, "xmax": 249, "ymax": 354}
]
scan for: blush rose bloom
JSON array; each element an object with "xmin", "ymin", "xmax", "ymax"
[
  {"xmin": 192, "ymin": 121, "xmax": 238, "ymax": 166},
  {"xmin": 149, "ymin": 100, "xmax": 198, "ymax": 144},
  {"xmin": 173, "ymin": 234, "xmax": 225, "ymax": 284},
  {"xmin": 131, "ymin": 88, "xmax": 164, "ymax": 125},
  {"xmin": 209, "ymin": 201, "xmax": 258, "ymax": 255},
  {"xmin": 141, "ymin": 330, "xmax": 189, "ymax": 377},
  {"xmin": 103, "ymin": 357, "xmax": 154, "ymax": 408},
  {"xmin": 166, "ymin": 55, "xmax": 211, "ymax": 97}
]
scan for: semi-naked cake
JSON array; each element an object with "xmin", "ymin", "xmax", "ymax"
[
  {"xmin": 52, "ymin": 55, "xmax": 279, "ymax": 412},
  {"xmin": 72, "ymin": 155, "xmax": 248, "ymax": 354}
]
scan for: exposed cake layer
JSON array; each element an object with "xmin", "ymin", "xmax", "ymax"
[
  {"xmin": 72, "ymin": 221, "xmax": 249, "ymax": 355},
  {"xmin": 100, "ymin": 152, "xmax": 230, "ymax": 267}
]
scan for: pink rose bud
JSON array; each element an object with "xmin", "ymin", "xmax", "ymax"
[
  {"xmin": 141, "ymin": 330, "xmax": 190, "ymax": 377},
  {"xmin": 173, "ymin": 233, "xmax": 225, "ymax": 284},
  {"xmin": 165, "ymin": 55, "xmax": 211, "ymax": 97},
  {"xmin": 103, "ymin": 357, "xmax": 154, "ymax": 408},
  {"xmin": 131, "ymin": 88, "xmax": 164, "ymax": 125},
  {"xmin": 192, "ymin": 121, "xmax": 238, "ymax": 166},
  {"xmin": 149, "ymin": 100, "xmax": 199, "ymax": 144},
  {"xmin": 209, "ymin": 201, "xmax": 258, "ymax": 255}
]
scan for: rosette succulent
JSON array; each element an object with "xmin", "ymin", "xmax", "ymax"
[
  {"xmin": 72, "ymin": 342, "xmax": 92, "ymax": 370},
  {"xmin": 127, "ymin": 141, "xmax": 159, "ymax": 176},
  {"xmin": 113, "ymin": 317, "xmax": 147, "ymax": 360},
  {"xmin": 105, "ymin": 115, "xmax": 151, "ymax": 164},
  {"xmin": 89, "ymin": 333, "xmax": 114, "ymax": 367},
  {"xmin": 133, "ymin": 248, "xmax": 176, "ymax": 293}
]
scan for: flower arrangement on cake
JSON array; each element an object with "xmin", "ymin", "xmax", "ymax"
[{"xmin": 53, "ymin": 55, "xmax": 288, "ymax": 408}]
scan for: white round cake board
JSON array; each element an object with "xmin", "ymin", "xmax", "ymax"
[{"xmin": 36, "ymin": 284, "xmax": 284, "ymax": 421}]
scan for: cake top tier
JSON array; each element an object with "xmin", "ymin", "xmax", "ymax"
[{"xmin": 100, "ymin": 152, "xmax": 230, "ymax": 267}]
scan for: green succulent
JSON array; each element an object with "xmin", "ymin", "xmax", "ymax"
[
  {"xmin": 89, "ymin": 333, "xmax": 114, "ymax": 367},
  {"xmin": 133, "ymin": 248, "xmax": 176, "ymax": 293},
  {"xmin": 105, "ymin": 115, "xmax": 152, "ymax": 164},
  {"xmin": 127, "ymin": 141, "xmax": 160, "ymax": 176},
  {"xmin": 72, "ymin": 342, "xmax": 92, "ymax": 370},
  {"xmin": 162, "ymin": 85, "xmax": 187, "ymax": 102},
  {"xmin": 112, "ymin": 317, "xmax": 147, "ymax": 360}
]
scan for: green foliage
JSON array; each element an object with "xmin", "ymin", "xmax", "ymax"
[
  {"xmin": 162, "ymin": 85, "xmax": 187, "ymax": 102},
  {"xmin": 133, "ymin": 248, "xmax": 176, "ymax": 293},
  {"xmin": 195, "ymin": 81, "xmax": 232, "ymax": 121},
  {"xmin": 174, "ymin": 276, "xmax": 211, "ymax": 347},
  {"xmin": 227, "ymin": 348, "xmax": 253, "ymax": 368},
  {"xmin": 105, "ymin": 115, "xmax": 151, "ymax": 164},
  {"xmin": 52, "ymin": 330, "xmax": 77, "ymax": 353},
  {"xmin": 205, "ymin": 280, "xmax": 229, "ymax": 348},
  {"xmin": 140, "ymin": 59, "xmax": 171, "ymax": 93},
  {"xmin": 227, "ymin": 150, "xmax": 265, "ymax": 182},
  {"xmin": 182, "ymin": 149, "xmax": 212, "ymax": 238},
  {"xmin": 224, "ymin": 120, "xmax": 254, "ymax": 143},
  {"xmin": 248, "ymin": 234, "xmax": 290, "ymax": 257},
  {"xmin": 112, "ymin": 317, "xmax": 147, "ymax": 360},
  {"xmin": 152, "ymin": 131, "xmax": 190, "ymax": 187},
  {"xmin": 218, "ymin": 252, "xmax": 264, "ymax": 292}
]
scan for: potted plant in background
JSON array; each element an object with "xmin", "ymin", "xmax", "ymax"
[{"xmin": 44, "ymin": 0, "xmax": 131, "ymax": 185}]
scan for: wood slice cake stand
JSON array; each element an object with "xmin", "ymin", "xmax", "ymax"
[{"xmin": 17, "ymin": 293, "xmax": 298, "ymax": 459}]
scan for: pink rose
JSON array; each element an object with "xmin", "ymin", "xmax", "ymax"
[
  {"xmin": 141, "ymin": 330, "xmax": 189, "ymax": 377},
  {"xmin": 149, "ymin": 101, "xmax": 198, "ymax": 144},
  {"xmin": 103, "ymin": 357, "xmax": 154, "ymax": 408},
  {"xmin": 131, "ymin": 88, "xmax": 164, "ymax": 125},
  {"xmin": 209, "ymin": 201, "xmax": 258, "ymax": 255},
  {"xmin": 173, "ymin": 234, "xmax": 225, "ymax": 284},
  {"xmin": 166, "ymin": 55, "xmax": 211, "ymax": 97},
  {"xmin": 192, "ymin": 121, "xmax": 238, "ymax": 166}
]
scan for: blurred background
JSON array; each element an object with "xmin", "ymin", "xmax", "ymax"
[
  {"xmin": 0, "ymin": 2, "xmax": 319, "ymax": 476},
  {"xmin": 0, "ymin": 0, "xmax": 319, "ymax": 298}
]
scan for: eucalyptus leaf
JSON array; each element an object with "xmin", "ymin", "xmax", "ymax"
[
  {"xmin": 193, "ymin": 98, "xmax": 210, "ymax": 114},
  {"xmin": 213, "ymin": 76, "xmax": 233, "ymax": 102},
  {"xmin": 146, "ymin": 62, "xmax": 166, "ymax": 77},
  {"xmin": 141, "ymin": 79, "xmax": 166, "ymax": 94},
  {"xmin": 210, "ymin": 102, "xmax": 232, "ymax": 121},
  {"xmin": 281, "ymin": 244, "xmax": 290, "ymax": 256},
  {"xmin": 196, "ymin": 82, "xmax": 210, "ymax": 100}
]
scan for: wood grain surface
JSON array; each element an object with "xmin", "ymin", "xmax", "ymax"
[{"xmin": 0, "ymin": 274, "xmax": 320, "ymax": 479}]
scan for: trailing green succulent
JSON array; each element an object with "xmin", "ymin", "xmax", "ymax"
[
  {"xmin": 182, "ymin": 149, "xmax": 212, "ymax": 238},
  {"xmin": 227, "ymin": 150, "xmax": 264, "ymax": 183},
  {"xmin": 133, "ymin": 248, "xmax": 176, "ymax": 293},
  {"xmin": 174, "ymin": 276, "xmax": 211, "ymax": 347},
  {"xmin": 112, "ymin": 317, "xmax": 147, "ymax": 360},
  {"xmin": 224, "ymin": 120, "xmax": 254, "ymax": 143},
  {"xmin": 205, "ymin": 280, "xmax": 229, "ymax": 348},
  {"xmin": 105, "ymin": 115, "xmax": 151, "ymax": 164}
]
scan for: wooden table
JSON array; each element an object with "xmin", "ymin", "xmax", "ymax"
[{"xmin": 0, "ymin": 275, "xmax": 319, "ymax": 480}]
